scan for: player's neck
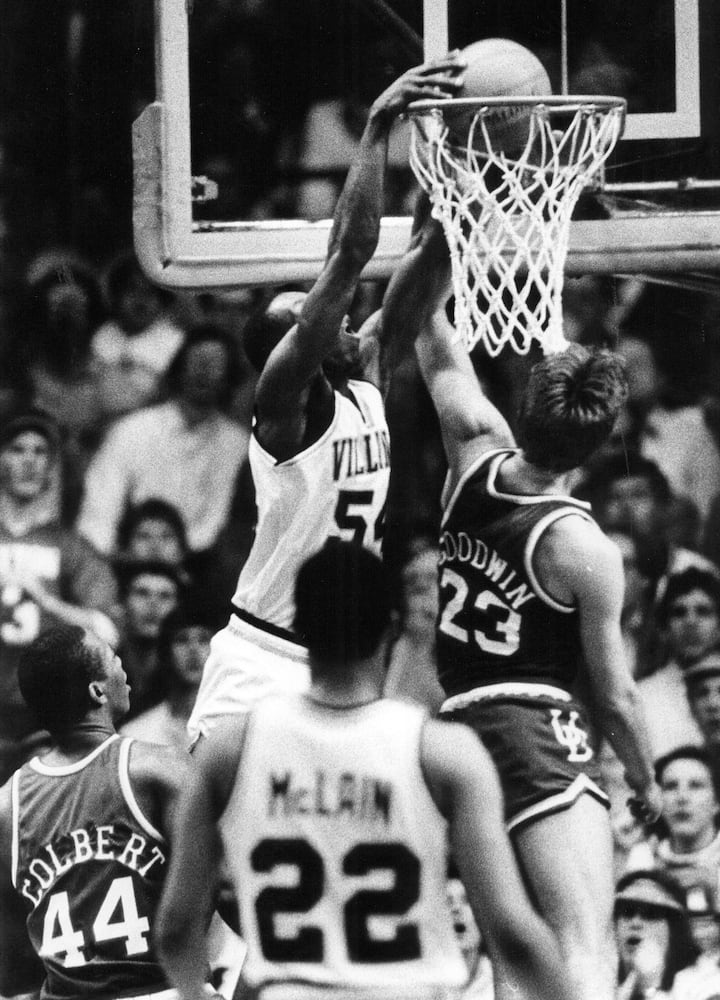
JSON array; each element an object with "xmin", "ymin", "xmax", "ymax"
[
  {"xmin": 506, "ymin": 454, "xmax": 573, "ymax": 494},
  {"xmin": 44, "ymin": 719, "xmax": 117, "ymax": 764},
  {"xmin": 308, "ymin": 666, "xmax": 384, "ymax": 708}
]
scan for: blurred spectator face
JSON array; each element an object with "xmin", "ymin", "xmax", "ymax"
[
  {"xmin": 169, "ymin": 625, "xmax": 212, "ymax": 688},
  {"xmin": 128, "ymin": 516, "xmax": 185, "ymax": 566},
  {"xmin": 660, "ymin": 757, "xmax": 718, "ymax": 851},
  {"xmin": 179, "ymin": 340, "xmax": 230, "ymax": 408},
  {"xmin": 687, "ymin": 656, "xmax": 720, "ymax": 746},
  {"xmin": 46, "ymin": 281, "xmax": 92, "ymax": 332},
  {"xmin": 125, "ymin": 572, "xmax": 179, "ymax": 640},
  {"xmin": 603, "ymin": 475, "xmax": 660, "ymax": 535},
  {"xmin": 0, "ymin": 431, "xmax": 52, "ymax": 501},
  {"xmin": 666, "ymin": 590, "xmax": 720, "ymax": 666},
  {"xmin": 116, "ymin": 272, "xmax": 163, "ymax": 334},
  {"xmin": 401, "ymin": 542, "xmax": 439, "ymax": 640},
  {"xmin": 615, "ymin": 901, "xmax": 670, "ymax": 973}
]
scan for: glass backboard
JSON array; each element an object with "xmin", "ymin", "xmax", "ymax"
[{"xmin": 133, "ymin": 0, "xmax": 720, "ymax": 288}]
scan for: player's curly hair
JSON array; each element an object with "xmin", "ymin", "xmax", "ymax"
[
  {"xmin": 516, "ymin": 343, "xmax": 628, "ymax": 472},
  {"xmin": 18, "ymin": 625, "xmax": 106, "ymax": 735},
  {"xmin": 294, "ymin": 540, "xmax": 392, "ymax": 669}
]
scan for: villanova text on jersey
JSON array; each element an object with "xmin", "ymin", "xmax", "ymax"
[{"xmin": 332, "ymin": 427, "xmax": 390, "ymax": 481}]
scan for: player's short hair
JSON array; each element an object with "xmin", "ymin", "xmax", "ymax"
[
  {"xmin": 657, "ymin": 567, "xmax": 720, "ymax": 627},
  {"xmin": 294, "ymin": 540, "xmax": 392, "ymax": 669},
  {"xmin": 18, "ymin": 625, "xmax": 105, "ymax": 734},
  {"xmin": 515, "ymin": 344, "xmax": 628, "ymax": 473},
  {"xmin": 654, "ymin": 744, "xmax": 716, "ymax": 785}
]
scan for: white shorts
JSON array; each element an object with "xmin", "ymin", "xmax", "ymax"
[{"xmin": 187, "ymin": 614, "xmax": 311, "ymax": 743}]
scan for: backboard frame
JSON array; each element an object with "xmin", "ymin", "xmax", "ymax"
[{"xmin": 133, "ymin": 0, "xmax": 720, "ymax": 289}]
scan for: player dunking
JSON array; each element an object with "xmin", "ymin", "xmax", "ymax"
[
  {"xmin": 0, "ymin": 625, "xmax": 191, "ymax": 1000},
  {"xmin": 381, "ymin": 205, "xmax": 662, "ymax": 1000},
  {"xmin": 158, "ymin": 540, "xmax": 573, "ymax": 1000},
  {"xmin": 187, "ymin": 54, "xmax": 466, "ymax": 743}
]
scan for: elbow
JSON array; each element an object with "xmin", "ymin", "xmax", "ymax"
[{"xmin": 155, "ymin": 903, "xmax": 191, "ymax": 961}]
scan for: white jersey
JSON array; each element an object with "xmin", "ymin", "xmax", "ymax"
[
  {"xmin": 233, "ymin": 379, "xmax": 390, "ymax": 631},
  {"xmin": 220, "ymin": 694, "xmax": 467, "ymax": 1000}
]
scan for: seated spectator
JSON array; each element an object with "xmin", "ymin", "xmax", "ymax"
[
  {"xmin": 384, "ymin": 528, "xmax": 445, "ymax": 712},
  {"xmin": 613, "ymin": 335, "xmax": 720, "ymax": 526},
  {"xmin": 614, "ymin": 869, "xmax": 719, "ymax": 1000},
  {"xmin": 114, "ymin": 559, "xmax": 181, "ymax": 720},
  {"xmin": 121, "ymin": 602, "xmax": 215, "ymax": 752},
  {"xmin": 576, "ymin": 450, "xmax": 719, "ymax": 599},
  {"xmin": 116, "ymin": 497, "xmax": 189, "ymax": 570},
  {"xmin": 606, "ymin": 523, "xmax": 666, "ymax": 680},
  {"xmin": 637, "ymin": 568, "xmax": 720, "ymax": 758},
  {"xmin": 92, "ymin": 252, "xmax": 185, "ymax": 419},
  {"xmin": 77, "ymin": 323, "xmax": 250, "ymax": 562},
  {"xmin": 15, "ymin": 260, "xmax": 108, "ymax": 519},
  {"xmin": 0, "ymin": 409, "xmax": 118, "ymax": 783},
  {"xmin": 686, "ymin": 648, "xmax": 720, "ymax": 796},
  {"xmin": 625, "ymin": 747, "xmax": 720, "ymax": 958}
]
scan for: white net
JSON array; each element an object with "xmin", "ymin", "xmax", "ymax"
[{"xmin": 408, "ymin": 97, "xmax": 626, "ymax": 356}]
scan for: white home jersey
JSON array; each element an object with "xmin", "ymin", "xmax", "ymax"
[
  {"xmin": 220, "ymin": 695, "xmax": 467, "ymax": 1000},
  {"xmin": 233, "ymin": 379, "xmax": 390, "ymax": 631}
]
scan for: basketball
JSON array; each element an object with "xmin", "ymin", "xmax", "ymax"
[{"xmin": 447, "ymin": 38, "xmax": 553, "ymax": 155}]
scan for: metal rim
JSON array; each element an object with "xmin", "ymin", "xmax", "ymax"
[{"xmin": 408, "ymin": 94, "xmax": 627, "ymax": 116}]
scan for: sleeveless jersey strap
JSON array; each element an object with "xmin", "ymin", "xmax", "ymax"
[
  {"xmin": 118, "ymin": 738, "xmax": 165, "ymax": 842},
  {"xmin": 525, "ymin": 507, "xmax": 595, "ymax": 612}
]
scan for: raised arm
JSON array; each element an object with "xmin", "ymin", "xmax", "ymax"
[
  {"xmin": 422, "ymin": 721, "xmax": 573, "ymax": 1000},
  {"xmin": 256, "ymin": 58, "xmax": 465, "ymax": 427},
  {"xmin": 382, "ymin": 204, "xmax": 514, "ymax": 482}
]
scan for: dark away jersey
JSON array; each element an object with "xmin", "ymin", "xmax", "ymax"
[
  {"xmin": 10, "ymin": 734, "xmax": 169, "ymax": 1000},
  {"xmin": 437, "ymin": 449, "xmax": 594, "ymax": 697}
]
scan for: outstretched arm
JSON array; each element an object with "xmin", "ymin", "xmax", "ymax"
[
  {"xmin": 382, "ymin": 203, "xmax": 514, "ymax": 483},
  {"xmin": 422, "ymin": 721, "xmax": 573, "ymax": 1000},
  {"xmin": 256, "ymin": 57, "xmax": 465, "ymax": 447}
]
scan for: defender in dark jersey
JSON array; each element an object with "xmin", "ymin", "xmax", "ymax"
[
  {"xmin": 381, "ymin": 205, "xmax": 662, "ymax": 1000},
  {"xmin": 0, "ymin": 624, "xmax": 190, "ymax": 1000}
]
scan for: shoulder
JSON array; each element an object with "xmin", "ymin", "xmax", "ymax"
[
  {"xmin": 126, "ymin": 738, "xmax": 189, "ymax": 797},
  {"xmin": 541, "ymin": 512, "xmax": 619, "ymax": 573}
]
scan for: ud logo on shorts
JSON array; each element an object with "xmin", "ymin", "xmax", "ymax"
[{"xmin": 549, "ymin": 709, "xmax": 593, "ymax": 763}]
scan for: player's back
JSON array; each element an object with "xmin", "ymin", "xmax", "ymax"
[
  {"xmin": 221, "ymin": 693, "xmax": 467, "ymax": 1000},
  {"xmin": 438, "ymin": 448, "xmax": 593, "ymax": 697},
  {"xmin": 11, "ymin": 734, "xmax": 169, "ymax": 1000}
]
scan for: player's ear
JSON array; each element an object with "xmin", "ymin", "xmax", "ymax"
[{"xmin": 88, "ymin": 680, "xmax": 106, "ymax": 705}]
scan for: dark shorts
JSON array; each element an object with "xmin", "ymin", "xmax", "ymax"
[{"xmin": 441, "ymin": 686, "xmax": 609, "ymax": 835}]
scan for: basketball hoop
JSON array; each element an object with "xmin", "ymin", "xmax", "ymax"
[{"xmin": 408, "ymin": 96, "xmax": 626, "ymax": 356}]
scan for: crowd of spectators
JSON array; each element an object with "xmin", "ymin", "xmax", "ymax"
[{"xmin": 3, "ymin": 3, "xmax": 720, "ymax": 996}]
